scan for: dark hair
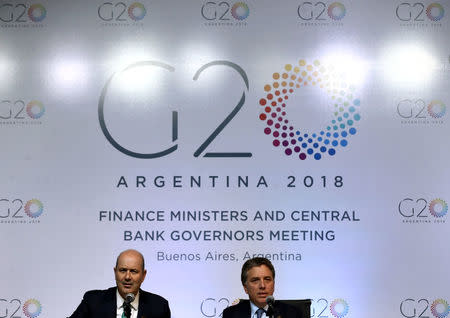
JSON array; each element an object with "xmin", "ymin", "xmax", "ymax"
[{"xmin": 241, "ymin": 257, "xmax": 275, "ymax": 285}]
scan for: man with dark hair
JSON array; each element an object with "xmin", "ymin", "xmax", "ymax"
[
  {"xmin": 68, "ymin": 249, "xmax": 171, "ymax": 318},
  {"xmin": 223, "ymin": 257, "xmax": 303, "ymax": 318}
]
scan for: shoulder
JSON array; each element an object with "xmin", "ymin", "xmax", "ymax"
[
  {"xmin": 139, "ymin": 290, "xmax": 169, "ymax": 305},
  {"xmin": 275, "ymin": 301, "xmax": 303, "ymax": 318},
  {"xmin": 83, "ymin": 287, "xmax": 116, "ymax": 301},
  {"xmin": 223, "ymin": 299, "xmax": 249, "ymax": 315}
]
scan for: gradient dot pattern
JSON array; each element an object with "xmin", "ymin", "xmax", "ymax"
[
  {"xmin": 23, "ymin": 299, "xmax": 42, "ymax": 318},
  {"xmin": 128, "ymin": 2, "xmax": 146, "ymax": 21},
  {"xmin": 259, "ymin": 59, "xmax": 361, "ymax": 160},
  {"xmin": 330, "ymin": 299, "xmax": 349, "ymax": 318},
  {"xmin": 426, "ymin": 3, "xmax": 445, "ymax": 21},
  {"xmin": 427, "ymin": 100, "xmax": 446, "ymax": 118},
  {"xmin": 430, "ymin": 299, "xmax": 449, "ymax": 318},
  {"xmin": 28, "ymin": 4, "xmax": 47, "ymax": 22},
  {"xmin": 24, "ymin": 199, "xmax": 44, "ymax": 218},
  {"xmin": 328, "ymin": 2, "xmax": 346, "ymax": 20},
  {"xmin": 231, "ymin": 2, "xmax": 250, "ymax": 20},
  {"xmin": 26, "ymin": 101, "xmax": 45, "ymax": 119},
  {"xmin": 429, "ymin": 199, "xmax": 448, "ymax": 217}
]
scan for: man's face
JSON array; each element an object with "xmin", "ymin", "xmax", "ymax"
[
  {"xmin": 114, "ymin": 251, "xmax": 147, "ymax": 299},
  {"xmin": 243, "ymin": 264, "xmax": 275, "ymax": 308}
]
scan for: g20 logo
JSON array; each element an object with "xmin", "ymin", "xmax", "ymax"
[
  {"xmin": 398, "ymin": 198, "xmax": 448, "ymax": 218},
  {"xmin": 0, "ymin": 100, "xmax": 45, "ymax": 120},
  {"xmin": 0, "ymin": 198, "xmax": 44, "ymax": 219},
  {"xmin": 259, "ymin": 59, "xmax": 360, "ymax": 160},
  {"xmin": 401, "ymin": 298, "xmax": 449, "ymax": 318},
  {"xmin": 311, "ymin": 298, "xmax": 349, "ymax": 318},
  {"xmin": 98, "ymin": 2, "xmax": 146, "ymax": 22},
  {"xmin": 0, "ymin": 298, "xmax": 42, "ymax": 318},
  {"xmin": 297, "ymin": 2, "xmax": 346, "ymax": 21},
  {"xmin": 99, "ymin": 60, "xmax": 250, "ymax": 159},
  {"xmin": 397, "ymin": 99, "xmax": 446, "ymax": 119},
  {"xmin": 200, "ymin": 298, "xmax": 230, "ymax": 317},
  {"xmin": 201, "ymin": 2, "xmax": 250, "ymax": 21},
  {"xmin": 0, "ymin": 3, "xmax": 46, "ymax": 23},
  {"xmin": 396, "ymin": 3, "xmax": 445, "ymax": 22}
]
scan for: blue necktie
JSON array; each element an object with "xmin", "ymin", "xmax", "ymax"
[{"xmin": 256, "ymin": 308, "xmax": 265, "ymax": 318}]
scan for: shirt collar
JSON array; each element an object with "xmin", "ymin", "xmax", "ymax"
[
  {"xmin": 250, "ymin": 301, "xmax": 268, "ymax": 317},
  {"xmin": 116, "ymin": 289, "xmax": 140, "ymax": 311}
]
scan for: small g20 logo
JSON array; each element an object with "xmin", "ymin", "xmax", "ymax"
[
  {"xmin": 311, "ymin": 298, "xmax": 349, "ymax": 318},
  {"xmin": 400, "ymin": 298, "xmax": 449, "ymax": 318},
  {"xmin": 98, "ymin": 2, "xmax": 146, "ymax": 22},
  {"xmin": 398, "ymin": 198, "xmax": 448, "ymax": 218},
  {"xmin": 397, "ymin": 99, "xmax": 446, "ymax": 119},
  {"xmin": 0, "ymin": 198, "xmax": 44, "ymax": 219},
  {"xmin": 396, "ymin": 2, "xmax": 445, "ymax": 22},
  {"xmin": 201, "ymin": 2, "xmax": 250, "ymax": 21},
  {"xmin": 0, "ymin": 100, "xmax": 45, "ymax": 120},
  {"xmin": 297, "ymin": 2, "xmax": 346, "ymax": 21},
  {"xmin": 0, "ymin": 3, "xmax": 46, "ymax": 23},
  {"xmin": 0, "ymin": 298, "xmax": 42, "ymax": 318},
  {"xmin": 200, "ymin": 298, "xmax": 230, "ymax": 317}
]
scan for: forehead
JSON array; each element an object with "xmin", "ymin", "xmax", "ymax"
[
  {"xmin": 117, "ymin": 252, "xmax": 143, "ymax": 268},
  {"xmin": 246, "ymin": 265, "xmax": 273, "ymax": 279}
]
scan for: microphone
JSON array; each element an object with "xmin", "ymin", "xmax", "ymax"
[
  {"xmin": 125, "ymin": 293, "xmax": 135, "ymax": 304},
  {"xmin": 266, "ymin": 295, "xmax": 275, "ymax": 318},
  {"xmin": 265, "ymin": 295, "xmax": 275, "ymax": 306}
]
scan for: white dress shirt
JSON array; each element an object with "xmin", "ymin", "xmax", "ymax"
[
  {"xmin": 250, "ymin": 301, "xmax": 269, "ymax": 318},
  {"xmin": 116, "ymin": 290, "xmax": 140, "ymax": 318}
]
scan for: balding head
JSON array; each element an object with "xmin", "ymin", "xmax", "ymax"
[{"xmin": 115, "ymin": 249, "xmax": 145, "ymax": 271}]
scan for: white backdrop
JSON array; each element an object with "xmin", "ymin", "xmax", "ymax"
[{"xmin": 0, "ymin": 1, "xmax": 449, "ymax": 318}]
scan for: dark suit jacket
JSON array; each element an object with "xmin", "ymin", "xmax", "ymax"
[
  {"xmin": 222, "ymin": 299, "xmax": 303, "ymax": 318},
  {"xmin": 68, "ymin": 287, "xmax": 170, "ymax": 318}
]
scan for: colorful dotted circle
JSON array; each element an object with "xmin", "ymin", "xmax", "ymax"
[
  {"xmin": 328, "ymin": 2, "xmax": 346, "ymax": 20},
  {"xmin": 23, "ymin": 299, "xmax": 42, "ymax": 318},
  {"xmin": 24, "ymin": 199, "xmax": 44, "ymax": 218},
  {"xmin": 231, "ymin": 2, "xmax": 250, "ymax": 20},
  {"xmin": 426, "ymin": 3, "xmax": 445, "ymax": 21},
  {"xmin": 429, "ymin": 199, "xmax": 448, "ymax": 218},
  {"xmin": 27, "ymin": 4, "xmax": 47, "ymax": 22},
  {"xmin": 259, "ymin": 59, "xmax": 361, "ymax": 160},
  {"xmin": 427, "ymin": 100, "xmax": 446, "ymax": 118},
  {"xmin": 330, "ymin": 299, "xmax": 349, "ymax": 318},
  {"xmin": 128, "ymin": 2, "xmax": 146, "ymax": 21},
  {"xmin": 431, "ymin": 299, "xmax": 449, "ymax": 318},
  {"xmin": 26, "ymin": 101, "xmax": 45, "ymax": 119}
]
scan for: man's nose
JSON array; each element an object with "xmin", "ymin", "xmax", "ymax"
[
  {"xmin": 125, "ymin": 271, "xmax": 132, "ymax": 279},
  {"xmin": 259, "ymin": 280, "xmax": 266, "ymax": 289}
]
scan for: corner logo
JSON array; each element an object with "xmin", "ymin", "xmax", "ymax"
[
  {"xmin": 330, "ymin": 299, "xmax": 349, "ymax": 318},
  {"xmin": 24, "ymin": 199, "xmax": 44, "ymax": 218},
  {"xmin": 396, "ymin": 98, "xmax": 446, "ymax": 124},
  {"xmin": 327, "ymin": 2, "xmax": 346, "ymax": 20},
  {"xmin": 23, "ymin": 299, "xmax": 42, "ymax": 318},
  {"xmin": 201, "ymin": 1, "xmax": 250, "ymax": 26},
  {"xmin": 0, "ymin": 99, "xmax": 45, "ymax": 125},
  {"xmin": 297, "ymin": 2, "xmax": 347, "ymax": 26},
  {"xmin": 259, "ymin": 59, "xmax": 361, "ymax": 160},
  {"xmin": 427, "ymin": 3, "xmax": 445, "ymax": 21},
  {"xmin": 431, "ymin": 299, "xmax": 449, "ymax": 318},
  {"xmin": 97, "ymin": 1, "xmax": 147, "ymax": 25},
  {"xmin": 0, "ymin": 3, "xmax": 47, "ymax": 27},
  {"xmin": 395, "ymin": 2, "xmax": 445, "ymax": 26},
  {"xmin": 28, "ymin": 4, "xmax": 46, "ymax": 22}
]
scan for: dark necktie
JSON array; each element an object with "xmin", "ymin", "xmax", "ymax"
[
  {"xmin": 123, "ymin": 301, "xmax": 131, "ymax": 318},
  {"xmin": 256, "ymin": 308, "xmax": 265, "ymax": 318}
]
